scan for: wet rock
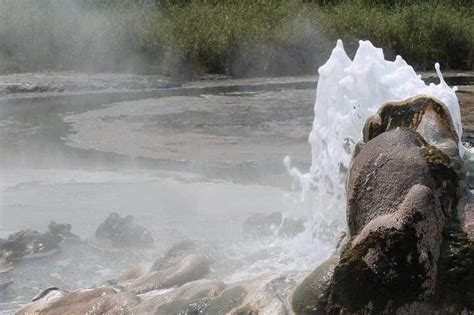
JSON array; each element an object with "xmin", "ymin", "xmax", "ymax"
[
  {"xmin": 0, "ymin": 221, "xmax": 79, "ymax": 270},
  {"xmin": 434, "ymin": 224, "xmax": 474, "ymax": 312},
  {"xmin": 204, "ymin": 285, "xmax": 247, "ymax": 314},
  {"xmin": 108, "ymin": 240, "xmax": 200, "ymax": 290},
  {"xmin": 242, "ymin": 212, "xmax": 305, "ymax": 239},
  {"xmin": 126, "ymin": 254, "xmax": 210, "ymax": 294},
  {"xmin": 363, "ymin": 95, "xmax": 463, "ymax": 177},
  {"xmin": 293, "ymin": 96, "xmax": 473, "ymax": 314},
  {"xmin": 291, "ymin": 256, "xmax": 339, "ymax": 314},
  {"xmin": 133, "ymin": 276, "xmax": 296, "ymax": 314},
  {"xmin": 32, "ymin": 287, "xmax": 62, "ymax": 302},
  {"xmin": 95, "ymin": 212, "xmax": 154, "ymax": 248},
  {"xmin": 211, "ymin": 276, "xmax": 297, "ymax": 314},
  {"xmin": 15, "ymin": 287, "xmax": 140, "ymax": 315},
  {"xmin": 0, "ymin": 229, "xmax": 61, "ymax": 266},
  {"xmin": 131, "ymin": 279, "xmax": 225, "ymax": 314},
  {"xmin": 16, "ymin": 242, "xmax": 295, "ymax": 314},
  {"xmin": 113, "ymin": 262, "xmax": 151, "ymax": 287},
  {"xmin": 329, "ymin": 184, "xmax": 445, "ymax": 313},
  {"xmin": 347, "ymin": 128, "xmax": 454, "ymax": 236},
  {"xmin": 151, "ymin": 239, "xmax": 196, "ymax": 271},
  {"xmin": 48, "ymin": 221, "xmax": 80, "ymax": 244}
]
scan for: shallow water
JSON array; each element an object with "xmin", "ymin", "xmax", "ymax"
[{"xmin": 0, "ymin": 76, "xmax": 335, "ymax": 312}]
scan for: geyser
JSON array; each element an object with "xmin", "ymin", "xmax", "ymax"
[{"xmin": 288, "ymin": 39, "xmax": 463, "ymax": 234}]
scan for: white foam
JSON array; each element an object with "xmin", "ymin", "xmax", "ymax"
[{"xmin": 291, "ymin": 39, "xmax": 462, "ymax": 233}]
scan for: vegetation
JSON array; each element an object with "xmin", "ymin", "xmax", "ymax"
[
  {"xmin": 320, "ymin": 1, "xmax": 474, "ymax": 70},
  {"xmin": 0, "ymin": 0, "xmax": 472, "ymax": 76}
]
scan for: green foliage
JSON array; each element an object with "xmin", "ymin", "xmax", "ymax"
[
  {"xmin": 140, "ymin": 0, "xmax": 327, "ymax": 76},
  {"xmin": 321, "ymin": 1, "xmax": 474, "ymax": 70},
  {"xmin": 0, "ymin": 0, "xmax": 472, "ymax": 75}
]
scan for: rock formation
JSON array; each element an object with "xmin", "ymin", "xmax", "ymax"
[
  {"xmin": 95, "ymin": 212, "xmax": 154, "ymax": 248},
  {"xmin": 16, "ymin": 240, "xmax": 294, "ymax": 314},
  {"xmin": 0, "ymin": 221, "xmax": 80, "ymax": 272},
  {"xmin": 292, "ymin": 96, "xmax": 474, "ymax": 314}
]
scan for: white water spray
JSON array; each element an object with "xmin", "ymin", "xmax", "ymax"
[{"xmin": 287, "ymin": 39, "xmax": 462, "ymax": 235}]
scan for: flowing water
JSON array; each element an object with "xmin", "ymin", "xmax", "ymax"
[{"xmin": 0, "ymin": 40, "xmax": 467, "ymax": 312}]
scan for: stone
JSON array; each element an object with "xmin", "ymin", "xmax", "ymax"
[
  {"xmin": 347, "ymin": 128, "xmax": 448, "ymax": 235},
  {"xmin": 328, "ymin": 184, "xmax": 445, "ymax": 313},
  {"xmin": 48, "ymin": 221, "xmax": 80, "ymax": 244},
  {"xmin": 107, "ymin": 240, "xmax": 202, "ymax": 289},
  {"xmin": 363, "ymin": 95, "xmax": 462, "ymax": 177},
  {"xmin": 95, "ymin": 212, "xmax": 154, "ymax": 248},
  {"xmin": 291, "ymin": 256, "xmax": 339, "ymax": 314},
  {"xmin": 293, "ymin": 96, "xmax": 473, "ymax": 314},
  {"xmin": 126, "ymin": 254, "xmax": 210, "ymax": 294},
  {"xmin": 129, "ymin": 279, "xmax": 225, "ymax": 314},
  {"xmin": 151, "ymin": 239, "xmax": 196, "ymax": 271},
  {"xmin": 0, "ymin": 229, "xmax": 61, "ymax": 266},
  {"xmin": 15, "ymin": 287, "xmax": 140, "ymax": 315}
]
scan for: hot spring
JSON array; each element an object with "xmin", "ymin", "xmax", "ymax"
[{"xmin": 0, "ymin": 39, "xmax": 469, "ymax": 313}]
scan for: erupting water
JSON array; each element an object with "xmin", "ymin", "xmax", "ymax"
[{"xmin": 287, "ymin": 39, "xmax": 462, "ymax": 239}]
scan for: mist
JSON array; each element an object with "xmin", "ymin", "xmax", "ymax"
[
  {"xmin": 0, "ymin": 0, "xmax": 149, "ymax": 73},
  {"xmin": 0, "ymin": 0, "xmax": 335, "ymax": 77}
]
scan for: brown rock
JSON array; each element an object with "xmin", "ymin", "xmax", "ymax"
[
  {"xmin": 16, "ymin": 287, "xmax": 140, "ymax": 315},
  {"xmin": 126, "ymin": 254, "xmax": 210, "ymax": 294}
]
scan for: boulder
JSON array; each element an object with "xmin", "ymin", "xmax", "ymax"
[
  {"xmin": 95, "ymin": 212, "xmax": 154, "ymax": 248},
  {"xmin": 106, "ymin": 240, "xmax": 203, "ymax": 291},
  {"xmin": 132, "ymin": 276, "xmax": 297, "ymax": 315},
  {"xmin": 292, "ymin": 96, "xmax": 473, "ymax": 314},
  {"xmin": 126, "ymin": 254, "xmax": 210, "ymax": 294},
  {"xmin": 48, "ymin": 221, "xmax": 80, "ymax": 244},
  {"xmin": 0, "ymin": 229, "xmax": 61, "ymax": 266},
  {"xmin": 363, "ymin": 95, "xmax": 463, "ymax": 177},
  {"xmin": 130, "ymin": 279, "xmax": 225, "ymax": 314},
  {"xmin": 15, "ymin": 287, "xmax": 139, "ymax": 315},
  {"xmin": 0, "ymin": 221, "xmax": 79, "ymax": 271},
  {"xmin": 151, "ymin": 239, "xmax": 196, "ymax": 271}
]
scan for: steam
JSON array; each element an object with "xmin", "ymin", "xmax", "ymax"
[
  {"xmin": 0, "ymin": 1, "xmax": 332, "ymax": 77},
  {"xmin": 0, "ymin": 0, "xmax": 147, "ymax": 73}
]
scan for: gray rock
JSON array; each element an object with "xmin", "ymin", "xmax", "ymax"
[
  {"xmin": 95, "ymin": 212, "xmax": 154, "ymax": 248},
  {"xmin": 0, "ymin": 229, "xmax": 61, "ymax": 265},
  {"xmin": 48, "ymin": 221, "xmax": 80, "ymax": 244}
]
